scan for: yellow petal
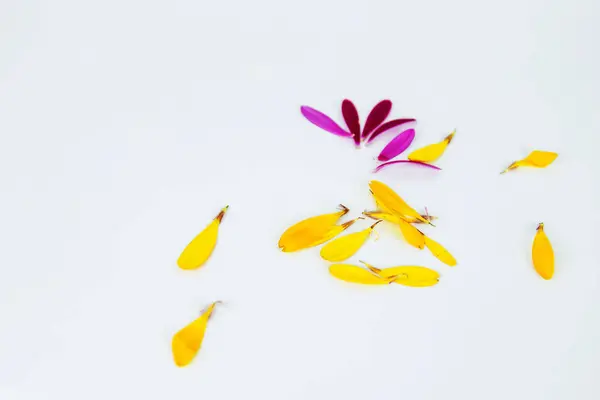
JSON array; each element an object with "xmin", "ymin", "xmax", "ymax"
[
  {"xmin": 378, "ymin": 266, "xmax": 440, "ymax": 287},
  {"xmin": 369, "ymin": 180, "xmax": 431, "ymax": 225},
  {"xmin": 407, "ymin": 130, "xmax": 455, "ymax": 163},
  {"xmin": 522, "ymin": 150, "xmax": 558, "ymax": 167},
  {"xmin": 532, "ymin": 223, "xmax": 554, "ymax": 280},
  {"xmin": 363, "ymin": 210, "xmax": 402, "ymax": 224},
  {"xmin": 398, "ymin": 219, "xmax": 425, "ymax": 249},
  {"xmin": 172, "ymin": 302, "xmax": 219, "ymax": 367},
  {"xmin": 278, "ymin": 205, "xmax": 349, "ymax": 251},
  {"xmin": 424, "ymin": 236, "xmax": 457, "ymax": 266},
  {"xmin": 282, "ymin": 218, "xmax": 360, "ymax": 252},
  {"xmin": 501, "ymin": 150, "xmax": 558, "ymax": 173},
  {"xmin": 329, "ymin": 264, "xmax": 389, "ymax": 285},
  {"xmin": 320, "ymin": 221, "xmax": 380, "ymax": 262},
  {"xmin": 177, "ymin": 206, "xmax": 228, "ymax": 270},
  {"xmin": 363, "ymin": 210, "xmax": 436, "ymax": 224},
  {"xmin": 359, "ymin": 261, "xmax": 439, "ymax": 287}
]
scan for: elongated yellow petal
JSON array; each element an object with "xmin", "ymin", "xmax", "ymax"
[
  {"xmin": 532, "ymin": 223, "xmax": 554, "ymax": 280},
  {"xmin": 282, "ymin": 218, "xmax": 360, "ymax": 252},
  {"xmin": 398, "ymin": 219, "xmax": 425, "ymax": 249},
  {"xmin": 369, "ymin": 180, "xmax": 431, "ymax": 225},
  {"xmin": 359, "ymin": 261, "xmax": 439, "ymax": 287},
  {"xmin": 363, "ymin": 210, "xmax": 436, "ymax": 224},
  {"xmin": 172, "ymin": 302, "xmax": 219, "ymax": 367},
  {"xmin": 178, "ymin": 206, "xmax": 228, "ymax": 270},
  {"xmin": 424, "ymin": 236, "xmax": 457, "ymax": 266},
  {"xmin": 320, "ymin": 221, "xmax": 380, "ymax": 262},
  {"xmin": 363, "ymin": 210, "xmax": 402, "ymax": 224},
  {"xmin": 407, "ymin": 130, "xmax": 455, "ymax": 162},
  {"xmin": 378, "ymin": 266, "xmax": 440, "ymax": 287},
  {"xmin": 329, "ymin": 264, "xmax": 390, "ymax": 285},
  {"xmin": 278, "ymin": 205, "xmax": 349, "ymax": 250},
  {"xmin": 501, "ymin": 150, "xmax": 558, "ymax": 173}
]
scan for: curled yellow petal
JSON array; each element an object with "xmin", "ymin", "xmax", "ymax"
[
  {"xmin": 278, "ymin": 205, "xmax": 349, "ymax": 251},
  {"xmin": 398, "ymin": 219, "xmax": 425, "ymax": 249},
  {"xmin": 369, "ymin": 180, "xmax": 432, "ymax": 225},
  {"xmin": 532, "ymin": 223, "xmax": 554, "ymax": 280},
  {"xmin": 407, "ymin": 130, "xmax": 455, "ymax": 163},
  {"xmin": 178, "ymin": 206, "xmax": 228, "ymax": 270},
  {"xmin": 329, "ymin": 264, "xmax": 390, "ymax": 285},
  {"xmin": 501, "ymin": 150, "xmax": 558, "ymax": 173},
  {"xmin": 320, "ymin": 221, "xmax": 381, "ymax": 262},
  {"xmin": 424, "ymin": 236, "xmax": 457, "ymax": 266},
  {"xmin": 172, "ymin": 301, "xmax": 220, "ymax": 367}
]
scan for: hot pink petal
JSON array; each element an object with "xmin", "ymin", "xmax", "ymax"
[
  {"xmin": 300, "ymin": 106, "xmax": 352, "ymax": 137},
  {"xmin": 367, "ymin": 118, "xmax": 416, "ymax": 143},
  {"xmin": 342, "ymin": 99, "xmax": 361, "ymax": 145},
  {"xmin": 374, "ymin": 160, "xmax": 441, "ymax": 173},
  {"xmin": 362, "ymin": 100, "xmax": 392, "ymax": 140},
  {"xmin": 377, "ymin": 129, "xmax": 415, "ymax": 161}
]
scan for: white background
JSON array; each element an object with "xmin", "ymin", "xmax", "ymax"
[{"xmin": 1, "ymin": 0, "xmax": 599, "ymax": 399}]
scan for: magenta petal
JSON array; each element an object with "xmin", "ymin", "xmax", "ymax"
[
  {"xmin": 374, "ymin": 160, "xmax": 441, "ymax": 173},
  {"xmin": 342, "ymin": 99, "xmax": 361, "ymax": 145},
  {"xmin": 367, "ymin": 118, "xmax": 416, "ymax": 143},
  {"xmin": 362, "ymin": 100, "xmax": 392, "ymax": 140},
  {"xmin": 301, "ymin": 106, "xmax": 352, "ymax": 137},
  {"xmin": 377, "ymin": 129, "xmax": 415, "ymax": 161}
]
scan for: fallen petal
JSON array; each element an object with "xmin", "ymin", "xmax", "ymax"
[
  {"xmin": 300, "ymin": 106, "xmax": 352, "ymax": 137},
  {"xmin": 377, "ymin": 129, "xmax": 416, "ymax": 161},
  {"xmin": 374, "ymin": 160, "xmax": 441, "ymax": 173},
  {"xmin": 342, "ymin": 99, "xmax": 361, "ymax": 145},
  {"xmin": 367, "ymin": 118, "xmax": 416, "ymax": 143},
  {"xmin": 362, "ymin": 100, "xmax": 392, "ymax": 140},
  {"xmin": 532, "ymin": 222, "xmax": 554, "ymax": 279}
]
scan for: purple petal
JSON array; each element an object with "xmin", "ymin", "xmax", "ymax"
[
  {"xmin": 367, "ymin": 118, "xmax": 416, "ymax": 143},
  {"xmin": 377, "ymin": 129, "xmax": 415, "ymax": 161},
  {"xmin": 300, "ymin": 106, "xmax": 352, "ymax": 137},
  {"xmin": 374, "ymin": 160, "xmax": 441, "ymax": 173},
  {"xmin": 342, "ymin": 99, "xmax": 361, "ymax": 145},
  {"xmin": 362, "ymin": 100, "xmax": 392, "ymax": 140}
]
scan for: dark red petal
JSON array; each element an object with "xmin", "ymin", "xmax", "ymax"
[
  {"xmin": 342, "ymin": 99, "xmax": 361, "ymax": 146},
  {"xmin": 367, "ymin": 118, "xmax": 416, "ymax": 144},
  {"xmin": 362, "ymin": 100, "xmax": 392, "ymax": 139}
]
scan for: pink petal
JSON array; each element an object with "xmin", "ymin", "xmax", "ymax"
[
  {"xmin": 300, "ymin": 106, "xmax": 352, "ymax": 137},
  {"xmin": 377, "ymin": 129, "xmax": 415, "ymax": 161},
  {"xmin": 374, "ymin": 160, "xmax": 441, "ymax": 173},
  {"xmin": 342, "ymin": 99, "xmax": 361, "ymax": 145},
  {"xmin": 367, "ymin": 118, "xmax": 416, "ymax": 143},
  {"xmin": 362, "ymin": 100, "xmax": 392, "ymax": 140}
]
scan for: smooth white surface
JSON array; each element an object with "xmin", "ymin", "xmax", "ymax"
[{"xmin": 1, "ymin": 1, "xmax": 599, "ymax": 399}]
